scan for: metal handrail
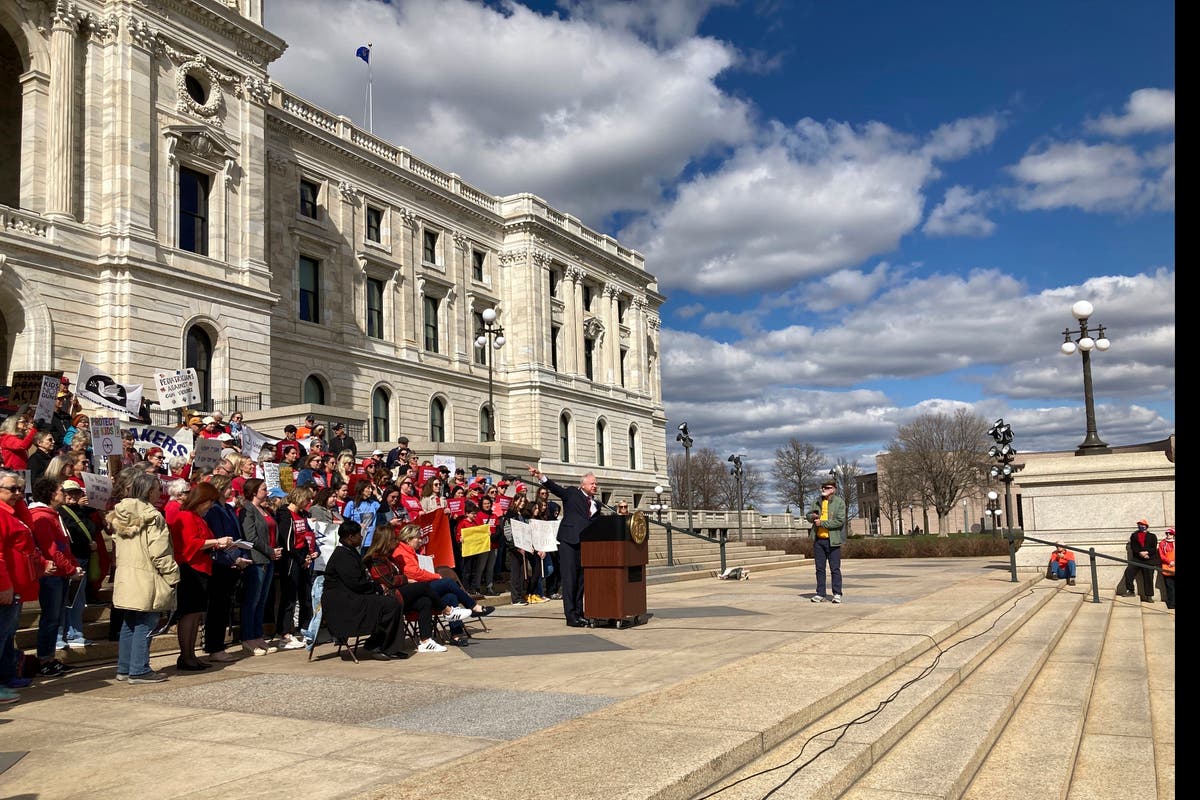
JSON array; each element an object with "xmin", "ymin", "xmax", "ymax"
[{"xmin": 1004, "ymin": 531, "xmax": 1162, "ymax": 604}]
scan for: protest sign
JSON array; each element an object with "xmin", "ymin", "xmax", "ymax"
[
  {"xmin": 433, "ymin": 454, "xmax": 456, "ymax": 475},
  {"xmin": 493, "ymin": 495, "xmax": 511, "ymax": 516},
  {"xmin": 447, "ymin": 497, "xmax": 465, "ymax": 516},
  {"xmin": 79, "ymin": 472, "xmax": 113, "ymax": 511},
  {"xmin": 261, "ymin": 462, "xmax": 281, "ymax": 490},
  {"xmin": 154, "ymin": 369, "xmax": 201, "ymax": 410},
  {"xmin": 91, "ymin": 417, "xmax": 121, "ymax": 475},
  {"xmin": 414, "ymin": 508, "xmax": 454, "ymax": 567},
  {"xmin": 6, "ymin": 370, "xmax": 61, "ymax": 412},
  {"xmin": 418, "ymin": 465, "xmax": 437, "ymax": 486},
  {"xmin": 192, "ymin": 437, "xmax": 224, "ymax": 475},
  {"xmin": 76, "ymin": 357, "xmax": 142, "ymax": 417},
  {"xmin": 509, "ymin": 518, "xmax": 534, "ymax": 552},
  {"xmin": 239, "ymin": 424, "xmax": 276, "ymax": 461},
  {"xmin": 530, "ymin": 519, "xmax": 560, "ymax": 552},
  {"xmin": 125, "ymin": 424, "xmax": 193, "ymax": 460},
  {"xmin": 460, "ymin": 524, "xmax": 492, "ymax": 558},
  {"xmin": 280, "ymin": 465, "xmax": 295, "ymax": 492},
  {"xmin": 35, "ymin": 375, "xmax": 59, "ymax": 421}
]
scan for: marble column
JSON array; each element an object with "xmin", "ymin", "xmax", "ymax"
[{"xmin": 46, "ymin": 2, "xmax": 80, "ymax": 220}]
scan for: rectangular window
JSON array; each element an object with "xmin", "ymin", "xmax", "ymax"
[
  {"xmin": 366, "ymin": 206, "xmax": 383, "ymax": 243},
  {"xmin": 584, "ymin": 337, "xmax": 595, "ymax": 380},
  {"xmin": 424, "ymin": 295, "xmax": 440, "ymax": 353},
  {"xmin": 548, "ymin": 269, "xmax": 560, "ymax": 298},
  {"xmin": 620, "ymin": 348, "xmax": 627, "ymax": 387},
  {"xmin": 178, "ymin": 167, "xmax": 210, "ymax": 256},
  {"xmin": 366, "ymin": 278, "xmax": 385, "ymax": 339},
  {"xmin": 551, "ymin": 325, "xmax": 560, "ymax": 371},
  {"xmin": 582, "ymin": 283, "xmax": 593, "ymax": 312},
  {"xmin": 473, "ymin": 312, "xmax": 487, "ymax": 365},
  {"xmin": 299, "ymin": 179, "xmax": 320, "ymax": 219},
  {"xmin": 299, "ymin": 256, "xmax": 320, "ymax": 324},
  {"xmin": 472, "ymin": 250, "xmax": 485, "ymax": 281},
  {"xmin": 618, "ymin": 298, "xmax": 627, "ymax": 324},
  {"xmin": 423, "ymin": 230, "xmax": 439, "ymax": 264}
]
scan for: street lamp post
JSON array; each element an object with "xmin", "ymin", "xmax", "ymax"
[
  {"xmin": 1060, "ymin": 300, "xmax": 1112, "ymax": 455},
  {"xmin": 986, "ymin": 490, "xmax": 1000, "ymax": 534},
  {"xmin": 908, "ymin": 504, "xmax": 915, "ymax": 535},
  {"xmin": 962, "ymin": 499, "xmax": 969, "ymax": 533},
  {"xmin": 988, "ymin": 418, "xmax": 1020, "ymax": 582},
  {"xmin": 474, "ymin": 308, "xmax": 506, "ymax": 442},
  {"xmin": 676, "ymin": 422, "xmax": 694, "ymax": 537},
  {"xmin": 651, "ymin": 484, "xmax": 672, "ymax": 566},
  {"xmin": 728, "ymin": 454, "xmax": 744, "ymax": 543}
]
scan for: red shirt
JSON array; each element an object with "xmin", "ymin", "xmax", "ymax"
[
  {"xmin": 292, "ymin": 511, "xmax": 316, "ymax": 554},
  {"xmin": 0, "ymin": 502, "xmax": 45, "ymax": 599},
  {"xmin": 262, "ymin": 508, "xmax": 277, "ymax": 549},
  {"xmin": 29, "ymin": 504, "xmax": 78, "ymax": 577},
  {"xmin": 169, "ymin": 510, "xmax": 214, "ymax": 575}
]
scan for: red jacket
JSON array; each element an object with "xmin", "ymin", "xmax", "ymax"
[
  {"xmin": 168, "ymin": 510, "xmax": 213, "ymax": 575},
  {"xmin": 1158, "ymin": 538, "xmax": 1175, "ymax": 576},
  {"xmin": 0, "ymin": 501, "xmax": 45, "ymax": 599},
  {"xmin": 0, "ymin": 426, "xmax": 39, "ymax": 470},
  {"xmin": 29, "ymin": 502, "xmax": 79, "ymax": 577},
  {"xmin": 392, "ymin": 540, "xmax": 440, "ymax": 583}
]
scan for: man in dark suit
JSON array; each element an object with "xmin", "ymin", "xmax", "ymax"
[{"xmin": 528, "ymin": 465, "xmax": 598, "ymax": 626}]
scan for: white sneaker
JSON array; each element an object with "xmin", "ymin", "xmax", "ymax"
[
  {"xmin": 811, "ymin": 595, "xmax": 825, "ymax": 603},
  {"xmin": 832, "ymin": 594, "xmax": 843, "ymax": 604},
  {"xmin": 442, "ymin": 607, "xmax": 473, "ymax": 622},
  {"xmin": 417, "ymin": 639, "xmax": 447, "ymax": 653},
  {"xmin": 281, "ymin": 636, "xmax": 307, "ymax": 650}
]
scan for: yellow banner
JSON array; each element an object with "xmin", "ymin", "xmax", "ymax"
[{"xmin": 460, "ymin": 523, "xmax": 492, "ymax": 558}]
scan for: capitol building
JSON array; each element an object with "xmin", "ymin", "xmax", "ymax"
[{"xmin": 0, "ymin": 0, "xmax": 667, "ymax": 505}]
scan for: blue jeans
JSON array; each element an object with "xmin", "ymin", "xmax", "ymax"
[
  {"xmin": 241, "ymin": 562, "xmax": 273, "ymax": 641},
  {"xmin": 1050, "ymin": 561, "xmax": 1076, "ymax": 579},
  {"xmin": 813, "ymin": 539, "xmax": 842, "ymax": 597},
  {"xmin": 117, "ymin": 610, "xmax": 160, "ymax": 677},
  {"xmin": 304, "ymin": 573, "xmax": 325, "ymax": 643},
  {"xmin": 0, "ymin": 601, "xmax": 22, "ymax": 683},
  {"xmin": 535, "ymin": 554, "xmax": 554, "ymax": 597},
  {"xmin": 38, "ymin": 576, "xmax": 68, "ymax": 659},
  {"xmin": 60, "ymin": 578, "xmax": 87, "ymax": 644},
  {"xmin": 429, "ymin": 577, "xmax": 473, "ymax": 609}
]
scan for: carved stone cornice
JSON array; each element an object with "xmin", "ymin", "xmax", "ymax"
[
  {"xmin": 565, "ymin": 265, "xmax": 584, "ymax": 282},
  {"xmin": 531, "ymin": 249, "xmax": 551, "ymax": 267},
  {"xmin": 238, "ymin": 75, "xmax": 271, "ymax": 105},
  {"xmin": 82, "ymin": 12, "xmax": 119, "ymax": 43},
  {"xmin": 156, "ymin": 0, "xmax": 287, "ymax": 68},
  {"xmin": 497, "ymin": 250, "xmax": 524, "ymax": 266},
  {"xmin": 126, "ymin": 16, "xmax": 162, "ymax": 54}
]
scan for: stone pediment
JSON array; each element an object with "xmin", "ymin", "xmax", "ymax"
[{"xmin": 164, "ymin": 125, "xmax": 238, "ymax": 185}]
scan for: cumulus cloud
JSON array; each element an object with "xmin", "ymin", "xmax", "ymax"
[
  {"xmin": 1086, "ymin": 88, "xmax": 1175, "ymax": 137},
  {"xmin": 557, "ymin": 0, "xmax": 736, "ymax": 46},
  {"xmin": 923, "ymin": 186, "xmax": 996, "ymax": 237},
  {"xmin": 266, "ymin": 0, "xmax": 753, "ymax": 224},
  {"xmin": 922, "ymin": 115, "xmax": 1004, "ymax": 161},
  {"xmin": 1007, "ymin": 141, "xmax": 1165, "ymax": 212}
]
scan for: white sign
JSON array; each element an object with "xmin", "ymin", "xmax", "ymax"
[
  {"xmin": 192, "ymin": 437, "xmax": 224, "ymax": 475},
  {"xmin": 509, "ymin": 518, "xmax": 534, "ymax": 552},
  {"xmin": 79, "ymin": 472, "xmax": 113, "ymax": 510},
  {"xmin": 240, "ymin": 424, "xmax": 276, "ymax": 461},
  {"xmin": 76, "ymin": 356, "xmax": 143, "ymax": 417},
  {"xmin": 35, "ymin": 375, "xmax": 59, "ymax": 422},
  {"xmin": 91, "ymin": 417, "xmax": 121, "ymax": 475},
  {"xmin": 433, "ymin": 454, "xmax": 456, "ymax": 475},
  {"xmin": 531, "ymin": 519, "xmax": 560, "ymax": 552},
  {"xmin": 124, "ymin": 425, "xmax": 193, "ymax": 460},
  {"xmin": 261, "ymin": 462, "xmax": 281, "ymax": 491},
  {"xmin": 154, "ymin": 369, "xmax": 202, "ymax": 410}
]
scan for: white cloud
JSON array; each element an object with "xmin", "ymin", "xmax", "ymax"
[
  {"xmin": 1007, "ymin": 141, "xmax": 1159, "ymax": 212},
  {"xmin": 266, "ymin": 0, "xmax": 753, "ymax": 224},
  {"xmin": 922, "ymin": 186, "xmax": 995, "ymax": 237},
  {"xmin": 557, "ymin": 0, "xmax": 736, "ymax": 46},
  {"xmin": 1086, "ymin": 88, "xmax": 1175, "ymax": 137},
  {"xmin": 922, "ymin": 115, "xmax": 1004, "ymax": 160}
]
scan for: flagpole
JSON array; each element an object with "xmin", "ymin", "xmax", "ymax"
[{"xmin": 367, "ymin": 42, "xmax": 373, "ymax": 134}]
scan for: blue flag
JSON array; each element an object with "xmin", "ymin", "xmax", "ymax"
[{"xmin": 355, "ymin": 45, "xmax": 370, "ymax": 64}]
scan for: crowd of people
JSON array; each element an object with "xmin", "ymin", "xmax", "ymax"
[{"xmin": 0, "ymin": 394, "xmax": 596, "ymax": 703}]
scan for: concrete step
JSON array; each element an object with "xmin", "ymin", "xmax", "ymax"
[
  {"xmin": 696, "ymin": 582, "xmax": 1076, "ymax": 799},
  {"xmin": 963, "ymin": 593, "xmax": 1113, "ymax": 800},
  {"xmin": 1143, "ymin": 604, "xmax": 1176, "ymax": 800}
]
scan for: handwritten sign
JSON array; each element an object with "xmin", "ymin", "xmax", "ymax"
[
  {"xmin": 261, "ymin": 462, "xmax": 281, "ymax": 491},
  {"xmin": 79, "ymin": 472, "xmax": 113, "ymax": 511},
  {"xmin": 35, "ymin": 375, "xmax": 60, "ymax": 421},
  {"xmin": 192, "ymin": 437, "xmax": 223, "ymax": 475},
  {"xmin": 7, "ymin": 370, "xmax": 61, "ymax": 411},
  {"xmin": 154, "ymin": 369, "xmax": 202, "ymax": 410},
  {"xmin": 92, "ymin": 417, "xmax": 121, "ymax": 475}
]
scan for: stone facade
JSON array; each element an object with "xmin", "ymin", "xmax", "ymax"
[{"xmin": 0, "ymin": 0, "xmax": 667, "ymax": 503}]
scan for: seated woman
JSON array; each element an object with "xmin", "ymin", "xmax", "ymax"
[
  {"xmin": 320, "ymin": 520, "xmax": 406, "ymax": 660},
  {"xmin": 393, "ymin": 523, "xmax": 495, "ymax": 623},
  {"xmin": 362, "ymin": 523, "xmax": 468, "ymax": 653},
  {"xmin": 1047, "ymin": 542, "xmax": 1077, "ymax": 585}
]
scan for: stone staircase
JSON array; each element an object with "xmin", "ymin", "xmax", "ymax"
[
  {"xmin": 693, "ymin": 584, "xmax": 1174, "ymax": 800},
  {"xmin": 647, "ymin": 533, "xmax": 807, "ymax": 584}
]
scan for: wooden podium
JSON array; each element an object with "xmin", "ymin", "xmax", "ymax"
[{"xmin": 581, "ymin": 512, "xmax": 649, "ymax": 627}]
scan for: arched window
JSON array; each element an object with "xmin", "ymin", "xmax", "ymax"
[
  {"xmin": 479, "ymin": 404, "xmax": 492, "ymax": 443},
  {"xmin": 185, "ymin": 326, "xmax": 213, "ymax": 407},
  {"xmin": 303, "ymin": 375, "xmax": 325, "ymax": 405},
  {"xmin": 595, "ymin": 419, "xmax": 607, "ymax": 466},
  {"xmin": 0, "ymin": 29, "xmax": 22, "ymax": 208},
  {"xmin": 371, "ymin": 387, "xmax": 390, "ymax": 443},
  {"xmin": 559, "ymin": 413, "xmax": 571, "ymax": 462},
  {"xmin": 628, "ymin": 424, "xmax": 639, "ymax": 470},
  {"xmin": 430, "ymin": 397, "xmax": 446, "ymax": 443}
]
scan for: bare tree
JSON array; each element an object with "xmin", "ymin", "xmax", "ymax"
[
  {"xmin": 667, "ymin": 447, "xmax": 727, "ymax": 510},
  {"xmin": 829, "ymin": 457, "xmax": 863, "ymax": 517},
  {"xmin": 773, "ymin": 439, "xmax": 826, "ymax": 512},
  {"xmin": 720, "ymin": 458, "xmax": 767, "ymax": 511},
  {"xmin": 888, "ymin": 409, "xmax": 991, "ymax": 535}
]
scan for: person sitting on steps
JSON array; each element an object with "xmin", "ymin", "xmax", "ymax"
[{"xmin": 1047, "ymin": 542, "xmax": 1076, "ymax": 586}]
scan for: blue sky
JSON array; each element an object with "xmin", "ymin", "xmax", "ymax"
[{"xmin": 266, "ymin": 0, "xmax": 1175, "ymax": 500}]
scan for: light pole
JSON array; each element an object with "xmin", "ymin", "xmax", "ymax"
[
  {"xmin": 986, "ymin": 490, "xmax": 1000, "ymax": 534},
  {"xmin": 962, "ymin": 499, "xmax": 969, "ymax": 533},
  {"xmin": 987, "ymin": 418, "xmax": 1018, "ymax": 537},
  {"xmin": 651, "ymin": 484, "xmax": 671, "ymax": 566},
  {"xmin": 676, "ymin": 422, "xmax": 694, "ymax": 537},
  {"xmin": 474, "ymin": 308, "xmax": 505, "ymax": 442},
  {"xmin": 1060, "ymin": 300, "xmax": 1112, "ymax": 455},
  {"xmin": 728, "ymin": 454, "xmax": 744, "ymax": 542},
  {"xmin": 908, "ymin": 504, "xmax": 915, "ymax": 535}
]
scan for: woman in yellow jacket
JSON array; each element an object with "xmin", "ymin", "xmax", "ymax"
[{"xmin": 107, "ymin": 469, "xmax": 180, "ymax": 683}]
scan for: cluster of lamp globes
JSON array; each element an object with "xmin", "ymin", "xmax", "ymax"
[
  {"xmin": 987, "ymin": 418, "xmax": 1016, "ymax": 480},
  {"xmin": 1059, "ymin": 301, "xmax": 1110, "ymax": 355},
  {"xmin": 474, "ymin": 308, "xmax": 505, "ymax": 349}
]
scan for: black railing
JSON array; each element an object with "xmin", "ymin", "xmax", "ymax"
[
  {"xmin": 148, "ymin": 393, "xmax": 264, "ymax": 428},
  {"xmin": 1004, "ymin": 531, "xmax": 1161, "ymax": 604}
]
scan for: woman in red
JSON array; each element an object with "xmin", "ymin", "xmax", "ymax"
[
  {"xmin": 0, "ymin": 414, "xmax": 39, "ymax": 470},
  {"xmin": 168, "ymin": 482, "xmax": 234, "ymax": 670}
]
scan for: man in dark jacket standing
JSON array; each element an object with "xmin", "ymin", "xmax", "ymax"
[
  {"xmin": 328, "ymin": 422, "xmax": 357, "ymax": 458},
  {"xmin": 1121, "ymin": 519, "xmax": 1160, "ymax": 602},
  {"xmin": 527, "ymin": 465, "xmax": 598, "ymax": 627}
]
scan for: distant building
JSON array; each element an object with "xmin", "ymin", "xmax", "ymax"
[{"xmin": 0, "ymin": 0, "xmax": 666, "ymax": 501}]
